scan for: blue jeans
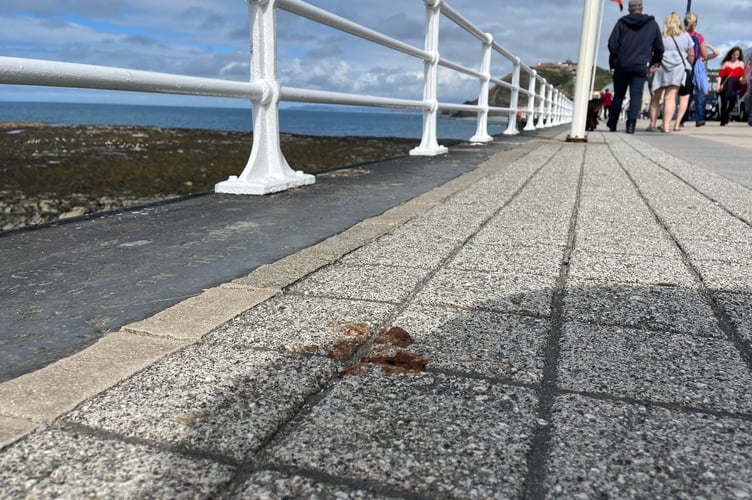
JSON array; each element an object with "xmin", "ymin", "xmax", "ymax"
[
  {"xmin": 609, "ymin": 68, "xmax": 646, "ymax": 124},
  {"xmin": 694, "ymin": 91, "xmax": 705, "ymax": 123}
]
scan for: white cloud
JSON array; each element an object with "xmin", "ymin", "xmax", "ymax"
[{"xmin": 1, "ymin": 0, "xmax": 751, "ymax": 107}]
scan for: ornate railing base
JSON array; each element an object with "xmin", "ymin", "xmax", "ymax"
[
  {"xmin": 409, "ymin": 145, "xmax": 449, "ymax": 156},
  {"xmin": 468, "ymin": 134, "xmax": 493, "ymax": 144},
  {"xmin": 215, "ymin": 172, "xmax": 315, "ymax": 195}
]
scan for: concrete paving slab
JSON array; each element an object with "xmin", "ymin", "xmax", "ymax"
[
  {"xmin": 575, "ymin": 226, "xmax": 679, "ymax": 258},
  {"xmin": 124, "ymin": 285, "xmax": 279, "ymax": 341},
  {"xmin": 714, "ymin": 291, "xmax": 752, "ymax": 351},
  {"xmin": 231, "ymin": 252, "xmax": 331, "ymax": 288},
  {"xmin": 564, "ymin": 280, "xmax": 722, "ymax": 337},
  {"xmin": 473, "ymin": 221, "xmax": 570, "ymax": 248},
  {"xmin": 625, "ymin": 123, "xmax": 752, "ymax": 190},
  {"xmin": 0, "ymin": 416, "xmax": 37, "ymax": 449},
  {"xmin": 406, "ymin": 202, "xmax": 496, "ymax": 236},
  {"xmin": 394, "ymin": 305, "xmax": 550, "ymax": 383},
  {"xmin": 268, "ymin": 371, "xmax": 538, "ymax": 498},
  {"xmin": 290, "ymin": 263, "xmax": 432, "ymax": 303},
  {"xmin": 385, "ymin": 217, "xmax": 476, "ymax": 243},
  {"xmin": 0, "ymin": 429, "xmax": 234, "ymax": 498},
  {"xmin": 662, "ymin": 214, "xmax": 751, "ymax": 243},
  {"xmin": 575, "ymin": 214, "xmax": 665, "ymax": 235},
  {"xmin": 447, "ymin": 241, "xmax": 564, "ymax": 277},
  {"xmin": 204, "ymin": 294, "xmax": 395, "ymax": 354},
  {"xmin": 0, "ymin": 331, "xmax": 184, "ymax": 424},
  {"xmin": 576, "ymin": 203, "xmax": 654, "ymax": 223},
  {"xmin": 568, "ymin": 250, "xmax": 696, "ymax": 287},
  {"xmin": 414, "ymin": 268, "xmax": 555, "ymax": 316},
  {"xmin": 231, "ymin": 470, "xmax": 397, "ymax": 499},
  {"xmin": 546, "ymin": 393, "xmax": 752, "ymax": 498},
  {"xmin": 559, "ymin": 321, "xmax": 752, "ymax": 413},
  {"xmin": 63, "ymin": 346, "xmax": 337, "ymax": 462},
  {"xmin": 339, "ymin": 231, "xmax": 461, "ymax": 269},
  {"xmin": 476, "ymin": 216, "xmax": 571, "ymax": 247},
  {"xmin": 679, "ymin": 237, "xmax": 752, "ymax": 263},
  {"xmin": 694, "ymin": 259, "xmax": 752, "ymax": 292}
]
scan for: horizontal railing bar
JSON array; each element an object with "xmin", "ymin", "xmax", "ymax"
[
  {"xmin": 437, "ymin": 58, "xmax": 484, "ymax": 79},
  {"xmin": 490, "ymin": 77, "xmax": 513, "ymax": 89},
  {"xmin": 439, "ymin": 3, "xmax": 489, "ymax": 43},
  {"xmin": 490, "ymin": 41, "xmax": 516, "ymax": 62},
  {"xmin": 519, "ymin": 62, "xmax": 534, "ymax": 75},
  {"xmin": 488, "ymin": 106, "xmax": 515, "ymax": 114},
  {"xmin": 438, "ymin": 102, "xmax": 481, "ymax": 113},
  {"xmin": 0, "ymin": 56, "xmax": 264, "ymax": 100},
  {"xmin": 276, "ymin": 0, "xmax": 431, "ymax": 62},
  {"xmin": 433, "ymin": 102, "xmax": 514, "ymax": 114},
  {"xmin": 281, "ymin": 86, "xmax": 430, "ymax": 110}
]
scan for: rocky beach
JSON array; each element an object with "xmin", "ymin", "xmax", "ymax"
[{"xmin": 0, "ymin": 122, "xmax": 420, "ymax": 231}]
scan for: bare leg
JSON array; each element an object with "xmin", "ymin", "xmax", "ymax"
[
  {"xmin": 675, "ymin": 93, "xmax": 690, "ymax": 130},
  {"xmin": 650, "ymin": 88, "xmax": 663, "ymax": 129},
  {"xmin": 662, "ymin": 86, "xmax": 679, "ymax": 132}
]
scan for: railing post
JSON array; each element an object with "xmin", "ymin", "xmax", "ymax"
[
  {"xmin": 215, "ymin": 0, "xmax": 314, "ymax": 195},
  {"xmin": 469, "ymin": 33, "xmax": 493, "ymax": 143},
  {"xmin": 544, "ymin": 83, "xmax": 554, "ymax": 128},
  {"xmin": 503, "ymin": 57, "xmax": 521, "ymax": 135},
  {"xmin": 523, "ymin": 69, "xmax": 537, "ymax": 131},
  {"xmin": 536, "ymin": 77, "xmax": 547, "ymax": 128},
  {"xmin": 410, "ymin": 0, "xmax": 448, "ymax": 156},
  {"xmin": 551, "ymin": 92, "xmax": 559, "ymax": 126}
]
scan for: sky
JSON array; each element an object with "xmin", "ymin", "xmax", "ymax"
[{"xmin": 1, "ymin": 0, "xmax": 751, "ymax": 108}]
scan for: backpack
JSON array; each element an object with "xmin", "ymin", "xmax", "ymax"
[{"xmin": 691, "ymin": 34, "xmax": 708, "ymax": 95}]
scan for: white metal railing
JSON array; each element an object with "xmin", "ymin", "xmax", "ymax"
[{"xmin": 0, "ymin": 0, "xmax": 572, "ymax": 195}]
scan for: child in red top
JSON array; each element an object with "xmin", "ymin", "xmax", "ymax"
[{"xmin": 601, "ymin": 89, "xmax": 613, "ymax": 119}]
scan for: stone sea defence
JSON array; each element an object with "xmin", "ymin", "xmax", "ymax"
[{"xmin": 0, "ymin": 123, "xmax": 419, "ymax": 231}]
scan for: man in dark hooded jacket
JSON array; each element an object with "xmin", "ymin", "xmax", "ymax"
[{"xmin": 607, "ymin": 0, "xmax": 663, "ymax": 133}]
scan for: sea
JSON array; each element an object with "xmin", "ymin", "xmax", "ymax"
[{"xmin": 0, "ymin": 101, "xmax": 510, "ymax": 140}]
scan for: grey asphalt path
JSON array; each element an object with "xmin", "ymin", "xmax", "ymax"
[
  {"xmin": 0, "ymin": 130, "xmax": 559, "ymax": 382},
  {"xmin": 1, "ymin": 125, "xmax": 752, "ymax": 498}
]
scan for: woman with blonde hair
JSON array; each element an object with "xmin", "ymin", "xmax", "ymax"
[
  {"xmin": 675, "ymin": 12, "xmax": 718, "ymax": 127},
  {"xmin": 648, "ymin": 12, "xmax": 694, "ymax": 132}
]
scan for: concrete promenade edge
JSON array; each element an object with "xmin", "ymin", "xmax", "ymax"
[{"xmin": 1, "ymin": 122, "xmax": 751, "ymax": 498}]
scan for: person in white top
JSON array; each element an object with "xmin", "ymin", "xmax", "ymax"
[{"xmin": 647, "ymin": 12, "xmax": 694, "ymax": 132}]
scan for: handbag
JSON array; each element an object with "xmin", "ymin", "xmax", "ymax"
[
  {"xmin": 690, "ymin": 34, "xmax": 708, "ymax": 95},
  {"xmin": 671, "ymin": 36, "xmax": 692, "ymax": 94},
  {"xmin": 717, "ymin": 76, "xmax": 727, "ymax": 93}
]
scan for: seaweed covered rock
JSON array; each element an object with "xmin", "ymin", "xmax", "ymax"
[{"xmin": 0, "ymin": 123, "xmax": 417, "ymax": 230}]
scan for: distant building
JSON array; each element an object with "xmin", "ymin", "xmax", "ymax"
[{"xmin": 534, "ymin": 61, "xmax": 578, "ymax": 72}]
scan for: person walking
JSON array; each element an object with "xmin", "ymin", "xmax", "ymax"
[
  {"xmin": 717, "ymin": 47, "xmax": 746, "ymax": 126},
  {"xmin": 607, "ymin": 0, "xmax": 663, "ymax": 134},
  {"xmin": 746, "ymin": 57, "xmax": 752, "ymax": 127},
  {"xmin": 601, "ymin": 88, "xmax": 613, "ymax": 119},
  {"xmin": 675, "ymin": 12, "xmax": 718, "ymax": 128},
  {"xmin": 648, "ymin": 12, "xmax": 694, "ymax": 132}
]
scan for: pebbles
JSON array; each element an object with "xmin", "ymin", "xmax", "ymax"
[{"xmin": 0, "ymin": 191, "xmax": 171, "ymax": 230}]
